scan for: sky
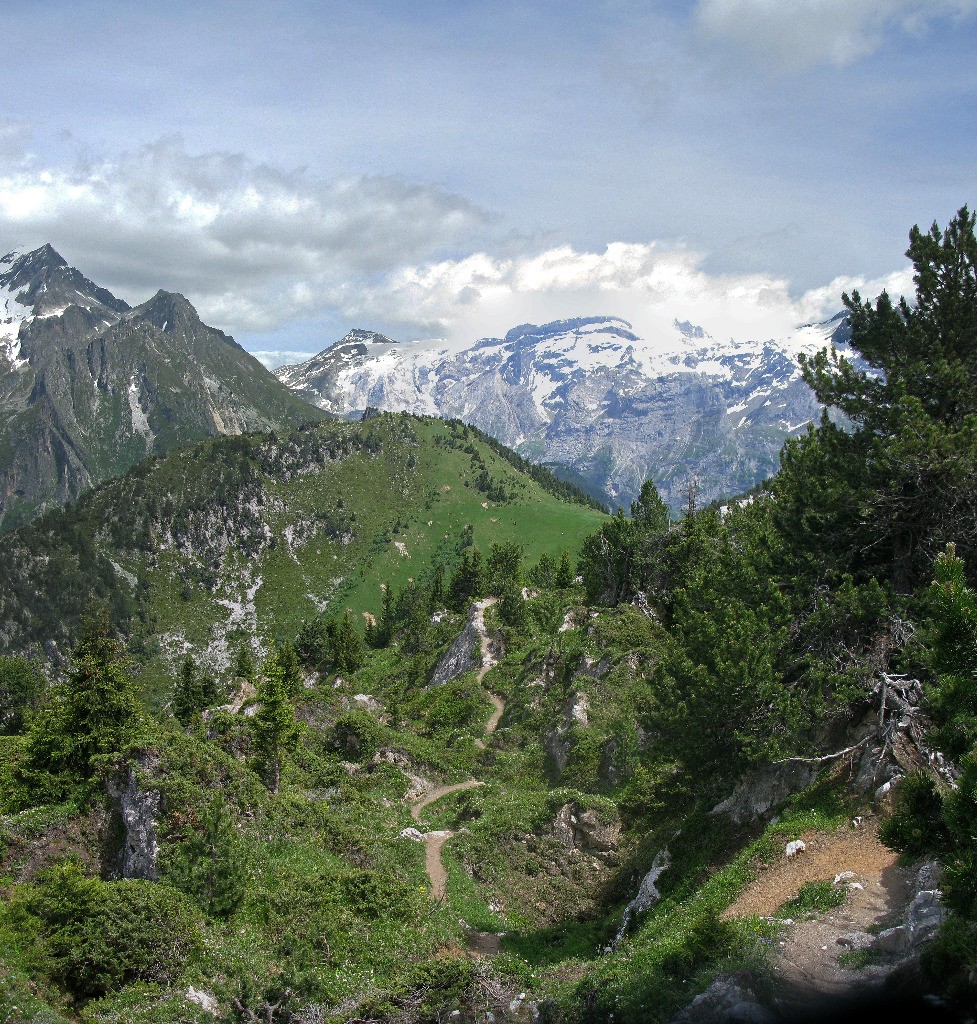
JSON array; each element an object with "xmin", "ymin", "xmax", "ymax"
[{"xmin": 1, "ymin": 0, "xmax": 975, "ymax": 365}]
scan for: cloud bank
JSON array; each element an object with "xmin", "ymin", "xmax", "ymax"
[
  {"xmin": 0, "ymin": 136, "xmax": 490, "ymax": 333},
  {"xmin": 0, "ymin": 134, "xmax": 913, "ymax": 353},
  {"xmin": 348, "ymin": 243, "xmax": 914, "ymax": 348},
  {"xmin": 695, "ymin": 0, "xmax": 977, "ymax": 69}
]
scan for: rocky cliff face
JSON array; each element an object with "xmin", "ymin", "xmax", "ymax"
[
  {"xmin": 0, "ymin": 245, "xmax": 325, "ymax": 532},
  {"xmin": 277, "ymin": 314, "xmax": 855, "ymax": 510}
]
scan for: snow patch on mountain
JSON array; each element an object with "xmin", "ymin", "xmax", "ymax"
[{"xmin": 276, "ymin": 313, "xmax": 853, "ymax": 510}]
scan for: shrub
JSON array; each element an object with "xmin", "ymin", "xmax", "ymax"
[
  {"xmin": 0, "ymin": 655, "xmax": 46, "ymax": 735},
  {"xmin": 781, "ymin": 880, "xmax": 846, "ymax": 918},
  {"xmin": 7, "ymin": 861, "xmax": 201, "ymax": 1000}
]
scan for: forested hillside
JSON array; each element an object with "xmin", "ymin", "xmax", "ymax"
[{"xmin": 2, "ymin": 210, "xmax": 977, "ymax": 1024}]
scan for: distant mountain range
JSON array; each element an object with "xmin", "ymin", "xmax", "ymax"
[
  {"xmin": 0, "ymin": 245, "xmax": 324, "ymax": 532},
  {"xmin": 276, "ymin": 314, "xmax": 854, "ymax": 510}
]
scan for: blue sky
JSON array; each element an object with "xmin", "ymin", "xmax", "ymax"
[{"xmin": 1, "ymin": 0, "xmax": 976, "ymax": 361}]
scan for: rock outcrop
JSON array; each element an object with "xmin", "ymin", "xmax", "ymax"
[{"xmin": 108, "ymin": 752, "xmax": 162, "ymax": 881}]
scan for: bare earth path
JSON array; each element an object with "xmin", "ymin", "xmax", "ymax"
[
  {"xmin": 411, "ymin": 598, "xmax": 504, "ymax": 899},
  {"xmin": 723, "ymin": 818, "xmax": 915, "ymax": 1013}
]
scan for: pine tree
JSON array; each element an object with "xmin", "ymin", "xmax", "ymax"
[
  {"xmin": 555, "ymin": 550, "xmax": 574, "ymax": 588},
  {"xmin": 173, "ymin": 656, "xmax": 196, "ymax": 726},
  {"xmin": 429, "ymin": 564, "xmax": 446, "ymax": 611},
  {"xmin": 780, "ymin": 207, "xmax": 977, "ymax": 592},
  {"xmin": 0, "ymin": 656, "xmax": 45, "ymax": 735},
  {"xmin": 487, "ymin": 542, "xmax": 523, "ymax": 595},
  {"xmin": 19, "ymin": 610, "xmax": 142, "ymax": 799},
  {"xmin": 528, "ymin": 552, "xmax": 556, "ymax": 588},
  {"xmin": 923, "ymin": 544, "xmax": 977, "ymax": 760},
  {"xmin": 333, "ymin": 611, "xmax": 366, "ymax": 673},
  {"xmin": 498, "ymin": 583, "xmax": 527, "ymax": 628},
  {"xmin": 377, "ymin": 583, "xmax": 395, "ymax": 647},
  {"xmin": 253, "ymin": 646, "xmax": 300, "ymax": 794},
  {"xmin": 233, "ymin": 641, "xmax": 255, "ymax": 683},
  {"xmin": 277, "ymin": 642, "xmax": 303, "ymax": 697},
  {"xmin": 448, "ymin": 550, "xmax": 485, "ymax": 611},
  {"xmin": 167, "ymin": 793, "xmax": 248, "ymax": 918}
]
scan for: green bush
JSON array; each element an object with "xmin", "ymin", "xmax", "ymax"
[
  {"xmin": 330, "ymin": 709, "xmax": 382, "ymax": 761},
  {"xmin": 879, "ymin": 769, "xmax": 952, "ymax": 859},
  {"xmin": 920, "ymin": 914, "xmax": 977, "ymax": 1007},
  {"xmin": 6, "ymin": 861, "xmax": 201, "ymax": 1001}
]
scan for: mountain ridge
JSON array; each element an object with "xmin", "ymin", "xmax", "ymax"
[
  {"xmin": 276, "ymin": 312, "xmax": 855, "ymax": 509},
  {"xmin": 0, "ymin": 244, "xmax": 326, "ymax": 532}
]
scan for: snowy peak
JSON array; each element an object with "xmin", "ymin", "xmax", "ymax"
[
  {"xmin": 342, "ymin": 328, "xmax": 399, "ymax": 347},
  {"xmin": 0, "ymin": 244, "xmax": 129, "ymax": 332},
  {"xmin": 277, "ymin": 311, "xmax": 851, "ymax": 509},
  {"xmin": 274, "ymin": 328, "xmax": 403, "ymax": 410}
]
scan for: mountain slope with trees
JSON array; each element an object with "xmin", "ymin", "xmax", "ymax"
[
  {"xmin": 0, "ymin": 245, "xmax": 326, "ymax": 533},
  {"xmin": 2, "ymin": 209, "xmax": 977, "ymax": 1023}
]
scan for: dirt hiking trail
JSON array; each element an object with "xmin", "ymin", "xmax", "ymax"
[
  {"xmin": 411, "ymin": 598, "xmax": 504, "ymax": 900},
  {"xmin": 723, "ymin": 817, "xmax": 918, "ymax": 1014}
]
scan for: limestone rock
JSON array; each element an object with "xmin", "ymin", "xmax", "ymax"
[
  {"xmin": 616, "ymin": 848, "xmax": 671, "ymax": 942},
  {"xmin": 672, "ymin": 975, "xmax": 774, "ymax": 1024},
  {"xmin": 109, "ymin": 752, "xmax": 162, "ymax": 881},
  {"xmin": 709, "ymin": 760, "xmax": 817, "ymax": 826},
  {"xmin": 429, "ymin": 604, "xmax": 481, "ymax": 687}
]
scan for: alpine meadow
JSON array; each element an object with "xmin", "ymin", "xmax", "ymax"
[
  {"xmin": 0, "ymin": 208, "xmax": 974, "ymax": 1023},
  {"xmin": 2, "ymin": 4, "xmax": 977, "ymax": 1022}
]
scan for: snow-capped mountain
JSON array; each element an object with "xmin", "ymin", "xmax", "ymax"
[
  {"xmin": 277, "ymin": 314, "xmax": 853, "ymax": 510},
  {"xmin": 0, "ymin": 245, "xmax": 323, "ymax": 532}
]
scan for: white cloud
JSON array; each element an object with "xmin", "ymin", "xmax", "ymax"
[
  {"xmin": 248, "ymin": 349, "xmax": 318, "ymax": 371},
  {"xmin": 0, "ymin": 137, "xmax": 490, "ymax": 333},
  {"xmin": 0, "ymin": 136, "xmax": 916, "ymax": 351},
  {"xmin": 794, "ymin": 267, "xmax": 916, "ymax": 323},
  {"xmin": 346, "ymin": 242, "xmax": 913, "ymax": 347},
  {"xmin": 694, "ymin": 0, "xmax": 977, "ymax": 69}
]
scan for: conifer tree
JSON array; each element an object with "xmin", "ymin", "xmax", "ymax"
[
  {"xmin": 378, "ymin": 583, "xmax": 395, "ymax": 647},
  {"xmin": 487, "ymin": 542, "xmax": 523, "ymax": 595},
  {"xmin": 233, "ymin": 641, "xmax": 255, "ymax": 683},
  {"xmin": 253, "ymin": 646, "xmax": 300, "ymax": 794},
  {"xmin": 19, "ymin": 610, "xmax": 142, "ymax": 799},
  {"xmin": 0, "ymin": 656, "xmax": 45, "ymax": 735},
  {"xmin": 448, "ymin": 550, "xmax": 485, "ymax": 611},
  {"xmin": 277, "ymin": 642, "xmax": 303, "ymax": 697},
  {"xmin": 779, "ymin": 206, "xmax": 977, "ymax": 592},
  {"xmin": 499, "ymin": 583, "xmax": 527, "ymax": 628},
  {"xmin": 333, "ymin": 611, "xmax": 366, "ymax": 673},
  {"xmin": 173, "ymin": 655, "xmax": 199, "ymax": 727},
  {"xmin": 528, "ymin": 552, "xmax": 556, "ymax": 588},
  {"xmin": 167, "ymin": 793, "xmax": 248, "ymax": 918},
  {"xmin": 555, "ymin": 550, "xmax": 574, "ymax": 588},
  {"xmin": 429, "ymin": 563, "xmax": 446, "ymax": 611}
]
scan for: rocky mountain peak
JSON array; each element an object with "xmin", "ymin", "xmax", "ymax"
[
  {"xmin": 0, "ymin": 249, "xmax": 324, "ymax": 533},
  {"xmin": 343, "ymin": 328, "xmax": 398, "ymax": 347},
  {"xmin": 134, "ymin": 289, "xmax": 203, "ymax": 333},
  {"xmin": 0, "ymin": 244, "xmax": 129, "ymax": 321}
]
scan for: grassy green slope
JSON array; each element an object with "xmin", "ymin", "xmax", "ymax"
[{"xmin": 0, "ymin": 414, "xmax": 606, "ymax": 680}]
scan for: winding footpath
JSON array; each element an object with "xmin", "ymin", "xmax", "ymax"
[{"xmin": 410, "ymin": 598, "xmax": 503, "ymax": 900}]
